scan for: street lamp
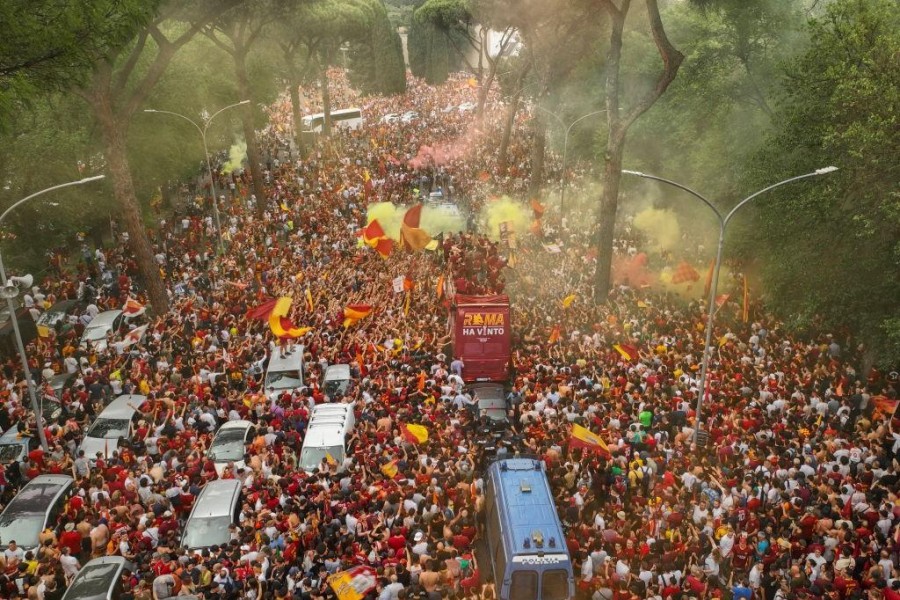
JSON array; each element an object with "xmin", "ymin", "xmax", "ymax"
[
  {"xmin": 622, "ymin": 166, "xmax": 838, "ymax": 447},
  {"xmin": 0, "ymin": 175, "xmax": 106, "ymax": 452},
  {"xmin": 536, "ymin": 106, "xmax": 607, "ymax": 212},
  {"xmin": 144, "ymin": 100, "xmax": 250, "ymax": 255}
]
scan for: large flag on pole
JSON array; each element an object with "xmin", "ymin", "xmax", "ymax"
[
  {"xmin": 742, "ymin": 276, "xmax": 750, "ymax": 322},
  {"xmin": 569, "ymin": 424, "xmax": 611, "ymax": 457},
  {"xmin": 342, "ymin": 304, "xmax": 373, "ymax": 328},
  {"xmin": 703, "ymin": 259, "xmax": 715, "ymax": 298},
  {"xmin": 399, "ymin": 204, "xmax": 432, "ymax": 251},
  {"xmin": 613, "ymin": 343, "xmax": 640, "ymax": 362},
  {"xmin": 122, "ymin": 298, "xmax": 146, "ymax": 318},
  {"xmin": 269, "ymin": 297, "xmax": 312, "ymax": 339}
]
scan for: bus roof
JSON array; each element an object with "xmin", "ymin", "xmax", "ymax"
[{"xmin": 490, "ymin": 458, "xmax": 567, "ymax": 556}]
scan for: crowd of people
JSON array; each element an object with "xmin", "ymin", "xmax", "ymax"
[{"xmin": 0, "ymin": 68, "xmax": 896, "ymax": 600}]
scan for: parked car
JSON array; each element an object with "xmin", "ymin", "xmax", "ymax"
[
  {"xmin": 0, "ymin": 305, "xmax": 38, "ymax": 360},
  {"xmin": 78, "ymin": 394, "xmax": 145, "ymax": 462},
  {"xmin": 380, "ymin": 113, "xmax": 400, "ymax": 124},
  {"xmin": 0, "ymin": 474, "xmax": 74, "ymax": 551},
  {"xmin": 400, "ymin": 111, "xmax": 419, "ymax": 123},
  {"xmin": 61, "ymin": 556, "xmax": 135, "ymax": 600},
  {"xmin": 35, "ymin": 299, "xmax": 84, "ymax": 338},
  {"xmin": 181, "ymin": 479, "xmax": 242, "ymax": 551},
  {"xmin": 458, "ymin": 101, "xmax": 476, "ymax": 112},
  {"xmin": 80, "ymin": 310, "xmax": 124, "ymax": 352},
  {"xmin": 0, "ymin": 425, "xmax": 37, "ymax": 466},
  {"xmin": 207, "ymin": 420, "xmax": 255, "ymax": 477}
]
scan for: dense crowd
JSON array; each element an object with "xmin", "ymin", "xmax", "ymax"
[{"xmin": 0, "ymin": 69, "xmax": 896, "ymax": 600}]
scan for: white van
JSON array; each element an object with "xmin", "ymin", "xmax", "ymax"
[
  {"xmin": 264, "ymin": 349, "xmax": 305, "ymax": 403},
  {"xmin": 323, "ymin": 364, "xmax": 352, "ymax": 399},
  {"xmin": 299, "ymin": 403, "xmax": 355, "ymax": 473},
  {"xmin": 79, "ymin": 394, "xmax": 145, "ymax": 461}
]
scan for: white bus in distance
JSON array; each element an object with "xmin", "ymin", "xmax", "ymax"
[{"xmin": 302, "ymin": 108, "xmax": 363, "ymax": 133}]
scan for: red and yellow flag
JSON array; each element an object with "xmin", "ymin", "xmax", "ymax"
[
  {"xmin": 401, "ymin": 423, "xmax": 429, "ymax": 444},
  {"xmin": 436, "ymin": 275, "xmax": 445, "ymax": 300},
  {"xmin": 569, "ymin": 424, "xmax": 611, "ymax": 457},
  {"xmin": 380, "ymin": 460, "xmax": 399, "ymax": 479},
  {"xmin": 742, "ymin": 276, "xmax": 750, "ymax": 322},
  {"xmin": 703, "ymin": 259, "xmax": 715, "ymax": 298},
  {"xmin": 548, "ymin": 325, "xmax": 561, "ymax": 345},
  {"xmin": 268, "ymin": 297, "xmax": 313, "ymax": 339},
  {"xmin": 362, "ymin": 219, "xmax": 385, "ymax": 245},
  {"xmin": 343, "ymin": 304, "xmax": 373, "ymax": 328},
  {"xmin": 400, "ymin": 204, "xmax": 432, "ymax": 251},
  {"xmin": 613, "ymin": 343, "xmax": 640, "ymax": 362},
  {"xmin": 305, "ymin": 287, "xmax": 315, "ymax": 313},
  {"xmin": 373, "ymin": 237, "xmax": 393, "ymax": 258},
  {"xmin": 671, "ymin": 261, "xmax": 701, "ymax": 284}
]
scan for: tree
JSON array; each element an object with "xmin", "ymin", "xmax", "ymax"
[
  {"xmin": 278, "ymin": 0, "xmax": 374, "ymax": 137},
  {"xmin": 203, "ymin": 1, "xmax": 279, "ymax": 218},
  {"xmin": 592, "ymin": 0, "xmax": 683, "ymax": 299},
  {"xmin": 347, "ymin": 0, "xmax": 407, "ymax": 95},
  {"xmin": 79, "ymin": 2, "xmax": 229, "ymax": 314},
  {"xmin": 0, "ymin": 1, "xmax": 160, "ymax": 129},
  {"xmin": 408, "ymin": 1, "xmax": 455, "ymax": 84},
  {"xmin": 744, "ymin": 0, "xmax": 900, "ymax": 369}
]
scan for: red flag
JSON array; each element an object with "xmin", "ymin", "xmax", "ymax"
[
  {"xmin": 362, "ymin": 219, "xmax": 385, "ymax": 243},
  {"xmin": 403, "ymin": 204, "xmax": 423, "ymax": 228},
  {"xmin": 247, "ymin": 298, "xmax": 278, "ymax": 321},
  {"xmin": 742, "ymin": 276, "xmax": 750, "ymax": 322},
  {"xmin": 400, "ymin": 204, "xmax": 432, "ymax": 251},
  {"xmin": 548, "ymin": 325, "xmax": 561, "ymax": 344},
  {"xmin": 373, "ymin": 237, "xmax": 393, "ymax": 258},
  {"xmin": 703, "ymin": 259, "xmax": 715, "ymax": 298},
  {"xmin": 671, "ymin": 261, "xmax": 701, "ymax": 284},
  {"xmin": 714, "ymin": 294, "xmax": 730, "ymax": 308},
  {"xmin": 530, "ymin": 198, "xmax": 545, "ymax": 219}
]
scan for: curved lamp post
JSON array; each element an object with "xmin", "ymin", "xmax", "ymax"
[
  {"xmin": 0, "ymin": 175, "xmax": 106, "ymax": 451},
  {"xmin": 622, "ymin": 166, "xmax": 838, "ymax": 446},
  {"xmin": 144, "ymin": 100, "xmax": 249, "ymax": 255},
  {"xmin": 536, "ymin": 106, "xmax": 607, "ymax": 213}
]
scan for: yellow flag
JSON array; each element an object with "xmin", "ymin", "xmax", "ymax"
[{"xmin": 561, "ymin": 294, "xmax": 577, "ymax": 309}]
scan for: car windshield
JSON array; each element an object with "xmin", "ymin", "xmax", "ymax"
[
  {"xmin": 265, "ymin": 370, "xmax": 302, "ymax": 390},
  {"xmin": 0, "ymin": 513, "xmax": 45, "ymax": 549},
  {"xmin": 324, "ymin": 379, "xmax": 349, "ymax": 396},
  {"xmin": 64, "ymin": 561, "xmax": 120, "ymax": 600},
  {"xmin": 0, "ymin": 443, "xmax": 22, "ymax": 464},
  {"xmin": 300, "ymin": 445, "xmax": 343, "ymax": 471},
  {"xmin": 84, "ymin": 325, "xmax": 110, "ymax": 341},
  {"xmin": 182, "ymin": 516, "xmax": 233, "ymax": 549},
  {"xmin": 87, "ymin": 418, "xmax": 130, "ymax": 439},
  {"xmin": 208, "ymin": 428, "xmax": 247, "ymax": 462},
  {"xmin": 42, "ymin": 399, "xmax": 63, "ymax": 421}
]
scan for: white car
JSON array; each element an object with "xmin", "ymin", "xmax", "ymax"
[
  {"xmin": 458, "ymin": 102, "xmax": 476, "ymax": 112},
  {"xmin": 207, "ymin": 420, "xmax": 255, "ymax": 477},
  {"xmin": 80, "ymin": 310, "xmax": 124, "ymax": 351},
  {"xmin": 380, "ymin": 113, "xmax": 400, "ymax": 124},
  {"xmin": 400, "ymin": 111, "xmax": 419, "ymax": 123}
]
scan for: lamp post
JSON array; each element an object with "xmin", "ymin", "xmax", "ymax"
[
  {"xmin": 622, "ymin": 166, "xmax": 838, "ymax": 447},
  {"xmin": 536, "ymin": 106, "xmax": 607, "ymax": 212},
  {"xmin": 0, "ymin": 175, "xmax": 106, "ymax": 452},
  {"xmin": 144, "ymin": 100, "xmax": 249, "ymax": 255}
]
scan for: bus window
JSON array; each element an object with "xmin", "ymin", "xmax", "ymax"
[
  {"xmin": 510, "ymin": 570, "xmax": 538, "ymax": 600},
  {"xmin": 541, "ymin": 569, "xmax": 569, "ymax": 600}
]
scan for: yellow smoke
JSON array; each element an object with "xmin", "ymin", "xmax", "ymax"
[
  {"xmin": 366, "ymin": 202, "xmax": 466, "ymax": 240},
  {"xmin": 221, "ymin": 138, "xmax": 247, "ymax": 174},
  {"xmin": 633, "ymin": 207, "xmax": 681, "ymax": 251},
  {"xmin": 478, "ymin": 196, "xmax": 531, "ymax": 241}
]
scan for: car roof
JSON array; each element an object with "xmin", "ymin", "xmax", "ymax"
[
  {"xmin": 267, "ymin": 350, "xmax": 304, "ymax": 372},
  {"xmin": 324, "ymin": 364, "xmax": 351, "ymax": 379},
  {"xmin": 0, "ymin": 426, "xmax": 29, "ymax": 445},
  {"xmin": 87, "ymin": 310, "xmax": 122, "ymax": 327},
  {"xmin": 97, "ymin": 394, "xmax": 145, "ymax": 419},
  {"xmin": 190, "ymin": 480, "xmax": 242, "ymax": 519},
  {"xmin": 303, "ymin": 426, "xmax": 345, "ymax": 446},
  {"xmin": 3, "ymin": 475, "xmax": 73, "ymax": 515},
  {"xmin": 218, "ymin": 420, "xmax": 253, "ymax": 432},
  {"xmin": 471, "ymin": 382, "xmax": 505, "ymax": 400},
  {"xmin": 46, "ymin": 300, "xmax": 81, "ymax": 313}
]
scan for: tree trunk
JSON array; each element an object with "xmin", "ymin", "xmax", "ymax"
[
  {"xmin": 528, "ymin": 110, "xmax": 546, "ymax": 199},
  {"xmin": 95, "ymin": 98, "xmax": 169, "ymax": 314},
  {"xmin": 498, "ymin": 64, "xmax": 530, "ymax": 174},
  {"xmin": 288, "ymin": 73, "xmax": 306, "ymax": 157},
  {"xmin": 320, "ymin": 58, "xmax": 332, "ymax": 137},
  {"xmin": 594, "ymin": 128, "xmax": 626, "ymax": 300},
  {"xmin": 233, "ymin": 48, "xmax": 267, "ymax": 218}
]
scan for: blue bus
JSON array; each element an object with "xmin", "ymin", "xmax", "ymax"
[{"xmin": 484, "ymin": 457, "xmax": 575, "ymax": 600}]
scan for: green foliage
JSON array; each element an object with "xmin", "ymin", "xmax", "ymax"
[
  {"xmin": 348, "ymin": 0, "xmax": 407, "ymax": 95},
  {"xmin": 408, "ymin": 1, "xmax": 454, "ymax": 84},
  {"xmin": 0, "ymin": 0, "xmax": 161, "ymax": 129},
  {"xmin": 744, "ymin": 0, "xmax": 900, "ymax": 366}
]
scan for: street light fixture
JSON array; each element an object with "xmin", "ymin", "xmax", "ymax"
[
  {"xmin": 144, "ymin": 100, "xmax": 250, "ymax": 255},
  {"xmin": 0, "ymin": 174, "xmax": 106, "ymax": 452},
  {"xmin": 622, "ymin": 166, "xmax": 838, "ymax": 448},
  {"xmin": 536, "ymin": 106, "xmax": 607, "ymax": 212}
]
